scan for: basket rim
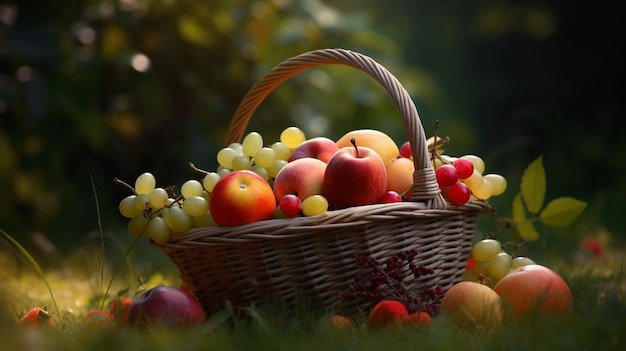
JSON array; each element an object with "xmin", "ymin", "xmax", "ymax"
[{"xmin": 153, "ymin": 200, "xmax": 490, "ymax": 248}]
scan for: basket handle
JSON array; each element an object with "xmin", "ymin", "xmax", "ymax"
[{"xmin": 224, "ymin": 48, "xmax": 446, "ymax": 209}]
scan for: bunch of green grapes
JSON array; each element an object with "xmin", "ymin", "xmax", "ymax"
[
  {"xmin": 117, "ymin": 127, "xmax": 314, "ymax": 242},
  {"xmin": 214, "ymin": 127, "xmax": 306, "ymax": 183},
  {"xmin": 463, "ymin": 238, "xmax": 536, "ymax": 286},
  {"xmin": 117, "ymin": 172, "xmax": 217, "ymax": 244}
]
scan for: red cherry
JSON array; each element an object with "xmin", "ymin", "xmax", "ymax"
[
  {"xmin": 448, "ymin": 182, "xmax": 471, "ymax": 205},
  {"xmin": 453, "ymin": 158, "xmax": 474, "ymax": 179},
  {"xmin": 399, "ymin": 141, "xmax": 412, "ymax": 159},
  {"xmin": 436, "ymin": 164, "xmax": 459, "ymax": 188},
  {"xmin": 380, "ymin": 190, "xmax": 402, "ymax": 203}
]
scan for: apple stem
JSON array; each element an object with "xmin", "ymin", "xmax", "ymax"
[{"xmin": 350, "ymin": 138, "xmax": 359, "ymax": 158}]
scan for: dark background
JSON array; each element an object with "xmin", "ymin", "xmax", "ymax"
[{"xmin": 0, "ymin": 0, "xmax": 623, "ymax": 263}]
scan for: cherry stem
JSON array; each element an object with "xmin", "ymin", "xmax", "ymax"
[
  {"xmin": 350, "ymin": 138, "xmax": 360, "ymax": 158},
  {"xmin": 113, "ymin": 177, "xmax": 136, "ymax": 194}
]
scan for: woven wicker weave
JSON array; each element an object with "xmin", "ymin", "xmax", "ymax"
[{"xmin": 151, "ymin": 48, "xmax": 490, "ymax": 315}]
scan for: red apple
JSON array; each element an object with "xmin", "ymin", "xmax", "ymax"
[
  {"xmin": 323, "ymin": 139, "xmax": 387, "ymax": 209},
  {"xmin": 273, "ymin": 157, "xmax": 327, "ymax": 201},
  {"xmin": 287, "ymin": 137, "xmax": 339, "ymax": 163},
  {"xmin": 127, "ymin": 286, "xmax": 205, "ymax": 330},
  {"xmin": 210, "ymin": 170, "xmax": 276, "ymax": 226},
  {"xmin": 493, "ymin": 264, "xmax": 572, "ymax": 318},
  {"xmin": 440, "ymin": 281, "xmax": 503, "ymax": 331}
]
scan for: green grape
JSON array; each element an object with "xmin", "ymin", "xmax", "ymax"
[
  {"xmin": 133, "ymin": 194, "xmax": 150, "ymax": 211},
  {"xmin": 217, "ymin": 166, "xmax": 232, "ymax": 178},
  {"xmin": 191, "ymin": 212, "xmax": 217, "ymax": 228},
  {"xmin": 135, "ymin": 172, "xmax": 156, "ymax": 195},
  {"xmin": 202, "ymin": 172, "xmax": 220, "ymax": 192},
  {"xmin": 165, "ymin": 206, "xmax": 191, "ymax": 232},
  {"xmin": 472, "ymin": 178, "xmax": 493, "ymax": 200},
  {"xmin": 271, "ymin": 142, "xmax": 292, "ymax": 161},
  {"xmin": 301, "ymin": 195, "xmax": 328, "ymax": 216},
  {"xmin": 251, "ymin": 165, "xmax": 269, "ymax": 180},
  {"xmin": 182, "ymin": 196, "xmax": 209, "ymax": 217},
  {"xmin": 471, "ymin": 261, "xmax": 491, "ymax": 280},
  {"xmin": 119, "ymin": 195, "xmax": 142, "ymax": 218},
  {"xmin": 147, "ymin": 216, "xmax": 170, "ymax": 244},
  {"xmin": 181, "ymin": 179, "xmax": 203, "ymax": 198},
  {"xmin": 128, "ymin": 215, "xmax": 150, "ymax": 237},
  {"xmin": 461, "ymin": 155, "xmax": 485, "ymax": 174},
  {"xmin": 228, "ymin": 142, "xmax": 243, "ymax": 154},
  {"xmin": 463, "ymin": 169, "xmax": 484, "ymax": 190},
  {"xmin": 148, "ymin": 188, "xmax": 169, "ymax": 210},
  {"xmin": 232, "ymin": 155, "xmax": 252, "ymax": 170},
  {"xmin": 484, "ymin": 174, "xmax": 507, "ymax": 196},
  {"xmin": 254, "ymin": 147, "xmax": 276, "ymax": 168},
  {"xmin": 201, "ymin": 190, "xmax": 211, "ymax": 203},
  {"xmin": 217, "ymin": 147, "xmax": 239, "ymax": 169},
  {"xmin": 280, "ymin": 126, "xmax": 306, "ymax": 149},
  {"xmin": 511, "ymin": 256, "xmax": 535, "ymax": 269},
  {"xmin": 472, "ymin": 239, "xmax": 502, "ymax": 262},
  {"xmin": 242, "ymin": 131, "xmax": 263, "ymax": 157},
  {"xmin": 267, "ymin": 159, "xmax": 287, "ymax": 178},
  {"xmin": 432, "ymin": 158, "xmax": 444, "ymax": 170},
  {"xmin": 462, "ymin": 269, "xmax": 478, "ymax": 282},
  {"xmin": 489, "ymin": 252, "xmax": 512, "ymax": 280}
]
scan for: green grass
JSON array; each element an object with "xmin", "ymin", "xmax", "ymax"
[{"xmin": 0, "ymin": 250, "xmax": 624, "ymax": 351}]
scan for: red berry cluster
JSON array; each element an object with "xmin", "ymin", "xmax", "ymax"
[{"xmin": 339, "ymin": 250, "xmax": 445, "ymax": 316}]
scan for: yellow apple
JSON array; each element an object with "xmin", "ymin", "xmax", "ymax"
[
  {"xmin": 336, "ymin": 129, "xmax": 399, "ymax": 165},
  {"xmin": 385, "ymin": 156, "xmax": 414, "ymax": 195}
]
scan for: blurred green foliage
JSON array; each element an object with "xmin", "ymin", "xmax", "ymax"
[{"xmin": 0, "ymin": 0, "xmax": 623, "ymax": 258}]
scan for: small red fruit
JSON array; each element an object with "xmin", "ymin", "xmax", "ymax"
[
  {"xmin": 109, "ymin": 297, "xmax": 133, "ymax": 325},
  {"xmin": 436, "ymin": 164, "xmax": 459, "ymax": 188},
  {"xmin": 453, "ymin": 158, "xmax": 474, "ymax": 179},
  {"xmin": 367, "ymin": 300, "xmax": 409, "ymax": 329},
  {"xmin": 325, "ymin": 315, "xmax": 352, "ymax": 331},
  {"xmin": 399, "ymin": 141, "xmax": 412, "ymax": 159},
  {"xmin": 448, "ymin": 182, "xmax": 471, "ymax": 205},
  {"xmin": 380, "ymin": 190, "xmax": 402, "ymax": 204},
  {"xmin": 279, "ymin": 194, "xmax": 302, "ymax": 217},
  {"xmin": 19, "ymin": 307, "xmax": 54, "ymax": 328},
  {"xmin": 82, "ymin": 310, "xmax": 115, "ymax": 331},
  {"xmin": 405, "ymin": 311, "xmax": 432, "ymax": 328}
]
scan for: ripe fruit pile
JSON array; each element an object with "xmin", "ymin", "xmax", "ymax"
[{"xmin": 116, "ymin": 126, "xmax": 507, "ymax": 243}]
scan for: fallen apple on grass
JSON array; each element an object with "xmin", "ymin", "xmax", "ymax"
[
  {"xmin": 127, "ymin": 286, "xmax": 206, "ymax": 330},
  {"xmin": 493, "ymin": 264, "xmax": 572, "ymax": 318},
  {"xmin": 439, "ymin": 281, "xmax": 503, "ymax": 331},
  {"xmin": 323, "ymin": 138, "xmax": 387, "ymax": 209}
]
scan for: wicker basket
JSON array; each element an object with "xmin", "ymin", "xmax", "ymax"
[{"xmin": 151, "ymin": 48, "xmax": 490, "ymax": 315}]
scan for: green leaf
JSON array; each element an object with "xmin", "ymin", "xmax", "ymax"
[
  {"xmin": 512, "ymin": 192, "xmax": 526, "ymax": 222},
  {"xmin": 540, "ymin": 197, "xmax": 587, "ymax": 227},
  {"xmin": 520, "ymin": 155, "xmax": 546, "ymax": 214},
  {"xmin": 515, "ymin": 220, "xmax": 540, "ymax": 241}
]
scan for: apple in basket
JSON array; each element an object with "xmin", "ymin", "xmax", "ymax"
[
  {"xmin": 210, "ymin": 170, "xmax": 276, "ymax": 226},
  {"xmin": 385, "ymin": 156, "xmax": 415, "ymax": 196},
  {"xmin": 287, "ymin": 136, "xmax": 339, "ymax": 163},
  {"xmin": 336, "ymin": 129, "xmax": 400, "ymax": 165},
  {"xmin": 127, "ymin": 286, "xmax": 205, "ymax": 330},
  {"xmin": 322, "ymin": 138, "xmax": 387, "ymax": 209},
  {"xmin": 273, "ymin": 157, "xmax": 327, "ymax": 201}
]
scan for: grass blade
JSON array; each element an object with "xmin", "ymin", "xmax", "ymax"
[{"xmin": 0, "ymin": 228, "xmax": 59, "ymax": 315}]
